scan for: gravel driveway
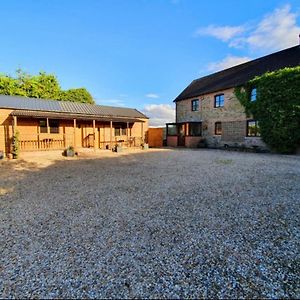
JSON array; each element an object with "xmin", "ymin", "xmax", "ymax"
[{"xmin": 0, "ymin": 149, "xmax": 299, "ymax": 298}]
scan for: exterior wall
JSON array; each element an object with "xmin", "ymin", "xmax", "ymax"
[
  {"xmin": 176, "ymin": 88, "xmax": 268, "ymax": 149},
  {"xmin": 167, "ymin": 136, "xmax": 178, "ymax": 147},
  {"xmin": 131, "ymin": 119, "xmax": 148, "ymax": 142},
  {"xmin": 148, "ymin": 128, "xmax": 163, "ymax": 147},
  {"xmin": 0, "ymin": 109, "xmax": 149, "ymax": 155},
  {"xmin": 0, "ymin": 109, "xmax": 13, "ymax": 154},
  {"xmin": 185, "ymin": 136, "xmax": 203, "ymax": 148}
]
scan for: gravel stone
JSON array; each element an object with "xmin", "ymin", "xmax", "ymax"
[{"xmin": 0, "ymin": 149, "xmax": 299, "ymax": 298}]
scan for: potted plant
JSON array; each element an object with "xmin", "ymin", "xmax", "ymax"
[
  {"xmin": 142, "ymin": 143, "xmax": 149, "ymax": 150},
  {"xmin": 65, "ymin": 146, "xmax": 75, "ymax": 157}
]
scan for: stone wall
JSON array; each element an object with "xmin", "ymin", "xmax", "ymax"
[
  {"xmin": 185, "ymin": 136, "xmax": 202, "ymax": 148},
  {"xmin": 175, "ymin": 88, "xmax": 268, "ymax": 150}
]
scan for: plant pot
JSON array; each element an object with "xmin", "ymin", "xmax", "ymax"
[
  {"xmin": 66, "ymin": 149, "xmax": 75, "ymax": 157},
  {"xmin": 116, "ymin": 145, "xmax": 123, "ymax": 153}
]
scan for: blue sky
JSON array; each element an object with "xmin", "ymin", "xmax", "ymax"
[{"xmin": 0, "ymin": 0, "xmax": 299, "ymax": 125}]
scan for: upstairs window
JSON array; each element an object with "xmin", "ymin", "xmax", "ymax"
[
  {"xmin": 250, "ymin": 88, "xmax": 257, "ymax": 102},
  {"xmin": 191, "ymin": 99, "xmax": 199, "ymax": 111},
  {"xmin": 247, "ymin": 120, "xmax": 260, "ymax": 137},
  {"xmin": 215, "ymin": 122, "xmax": 222, "ymax": 135},
  {"xmin": 214, "ymin": 94, "xmax": 224, "ymax": 108}
]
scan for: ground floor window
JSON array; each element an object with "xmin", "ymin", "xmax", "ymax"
[
  {"xmin": 115, "ymin": 124, "xmax": 127, "ymax": 136},
  {"xmin": 49, "ymin": 120, "xmax": 59, "ymax": 134},
  {"xmin": 189, "ymin": 122, "xmax": 202, "ymax": 136},
  {"xmin": 39, "ymin": 120, "xmax": 47, "ymax": 133},
  {"xmin": 247, "ymin": 120, "xmax": 260, "ymax": 137},
  {"xmin": 166, "ymin": 124, "xmax": 177, "ymax": 136},
  {"xmin": 215, "ymin": 122, "xmax": 222, "ymax": 135},
  {"xmin": 39, "ymin": 119, "xmax": 59, "ymax": 134}
]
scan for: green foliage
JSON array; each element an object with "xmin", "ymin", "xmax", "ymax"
[
  {"xmin": 234, "ymin": 67, "xmax": 300, "ymax": 153},
  {"xmin": 12, "ymin": 130, "xmax": 20, "ymax": 159},
  {"xmin": 60, "ymin": 88, "xmax": 94, "ymax": 104},
  {"xmin": 0, "ymin": 69, "xmax": 94, "ymax": 104}
]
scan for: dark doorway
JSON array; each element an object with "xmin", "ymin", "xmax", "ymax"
[{"xmin": 177, "ymin": 124, "xmax": 185, "ymax": 146}]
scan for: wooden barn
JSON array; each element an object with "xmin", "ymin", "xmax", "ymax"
[{"xmin": 0, "ymin": 95, "xmax": 148, "ymax": 156}]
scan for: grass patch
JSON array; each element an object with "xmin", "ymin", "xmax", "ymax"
[{"xmin": 215, "ymin": 159, "xmax": 234, "ymax": 165}]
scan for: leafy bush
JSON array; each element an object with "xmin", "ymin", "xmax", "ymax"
[
  {"xmin": 12, "ymin": 130, "xmax": 20, "ymax": 159},
  {"xmin": 235, "ymin": 67, "xmax": 300, "ymax": 154}
]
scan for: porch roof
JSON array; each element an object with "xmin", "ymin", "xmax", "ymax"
[{"xmin": 10, "ymin": 110, "xmax": 145, "ymax": 123}]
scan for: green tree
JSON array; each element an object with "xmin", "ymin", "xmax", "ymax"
[
  {"xmin": 0, "ymin": 69, "xmax": 94, "ymax": 104},
  {"xmin": 235, "ymin": 67, "xmax": 300, "ymax": 154},
  {"xmin": 59, "ymin": 88, "xmax": 94, "ymax": 104},
  {"xmin": 0, "ymin": 75, "xmax": 19, "ymax": 95}
]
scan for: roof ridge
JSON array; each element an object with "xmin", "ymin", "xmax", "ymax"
[
  {"xmin": 193, "ymin": 45, "xmax": 300, "ymax": 83},
  {"xmin": 174, "ymin": 44, "xmax": 300, "ymax": 102}
]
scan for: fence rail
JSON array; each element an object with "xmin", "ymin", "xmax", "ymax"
[
  {"xmin": 19, "ymin": 134, "xmax": 73, "ymax": 151},
  {"xmin": 18, "ymin": 134, "xmax": 143, "ymax": 151}
]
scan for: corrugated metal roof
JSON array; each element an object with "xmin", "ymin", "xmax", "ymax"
[
  {"xmin": 174, "ymin": 45, "xmax": 300, "ymax": 102},
  {"xmin": 11, "ymin": 110, "xmax": 145, "ymax": 123},
  {"xmin": 0, "ymin": 95, "xmax": 148, "ymax": 119}
]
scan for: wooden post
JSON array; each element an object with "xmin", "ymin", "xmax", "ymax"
[
  {"xmin": 110, "ymin": 121, "xmax": 113, "ymax": 150},
  {"xmin": 93, "ymin": 119, "xmax": 96, "ymax": 150},
  {"xmin": 37, "ymin": 122, "xmax": 40, "ymax": 149},
  {"xmin": 186, "ymin": 123, "xmax": 189, "ymax": 136},
  {"xmin": 141, "ymin": 122, "xmax": 144, "ymax": 143},
  {"xmin": 12, "ymin": 116, "xmax": 17, "ymax": 135},
  {"xmin": 73, "ymin": 119, "xmax": 76, "ymax": 147},
  {"xmin": 126, "ymin": 122, "xmax": 129, "ymax": 146},
  {"xmin": 46, "ymin": 118, "xmax": 49, "ymax": 134}
]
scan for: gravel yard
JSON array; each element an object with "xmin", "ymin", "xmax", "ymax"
[{"xmin": 0, "ymin": 148, "xmax": 299, "ymax": 298}]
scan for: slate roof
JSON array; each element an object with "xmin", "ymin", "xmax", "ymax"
[
  {"xmin": 0, "ymin": 95, "xmax": 148, "ymax": 119},
  {"xmin": 174, "ymin": 45, "xmax": 300, "ymax": 102}
]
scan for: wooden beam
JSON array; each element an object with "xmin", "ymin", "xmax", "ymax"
[
  {"xmin": 110, "ymin": 121, "xmax": 113, "ymax": 150},
  {"xmin": 126, "ymin": 122, "xmax": 129, "ymax": 145},
  {"xmin": 93, "ymin": 119, "xmax": 96, "ymax": 150},
  {"xmin": 12, "ymin": 116, "xmax": 17, "ymax": 135},
  {"xmin": 73, "ymin": 119, "xmax": 76, "ymax": 147},
  {"xmin": 46, "ymin": 118, "xmax": 49, "ymax": 134}
]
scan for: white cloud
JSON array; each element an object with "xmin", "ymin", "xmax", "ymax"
[
  {"xmin": 196, "ymin": 5, "xmax": 300, "ymax": 53},
  {"xmin": 96, "ymin": 98, "xmax": 125, "ymax": 107},
  {"xmin": 142, "ymin": 104, "xmax": 175, "ymax": 127},
  {"xmin": 207, "ymin": 55, "xmax": 251, "ymax": 72},
  {"xmin": 145, "ymin": 93, "xmax": 160, "ymax": 99},
  {"xmin": 242, "ymin": 5, "xmax": 300, "ymax": 52},
  {"xmin": 195, "ymin": 25, "xmax": 245, "ymax": 42}
]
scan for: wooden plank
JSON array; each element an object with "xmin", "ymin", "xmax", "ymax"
[
  {"xmin": 93, "ymin": 119, "xmax": 96, "ymax": 150},
  {"xmin": 73, "ymin": 119, "xmax": 76, "ymax": 147},
  {"xmin": 110, "ymin": 121, "xmax": 113, "ymax": 149}
]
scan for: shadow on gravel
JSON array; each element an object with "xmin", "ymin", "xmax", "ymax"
[{"xmin": 0, "ymin": 149, "xmax": 299, "ymax": 298}]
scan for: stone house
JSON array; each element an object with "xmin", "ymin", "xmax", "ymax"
[
  {"xmin": 0, "ymin": 95, "xmax": 148, "ymax": 156},
  {"xmin": 167, "ymin": 45, "xmax": 300, "ymax": 149}
]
